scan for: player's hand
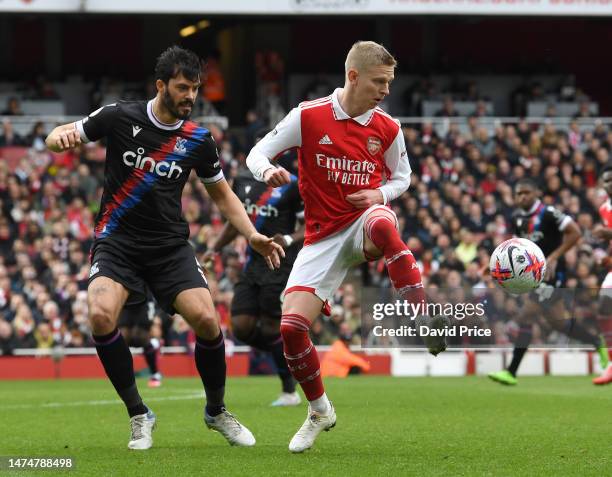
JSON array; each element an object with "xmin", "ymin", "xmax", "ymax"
[
  {"xmin": 263, "ymin": 167, "xmax": 291, "ymax": 188},
  {"xmin": 249, "ymin": 232, "xmax": 285, "ymax": 269},
  {"xmin": 273, "ymin": 233, "xmax": 291, "ymax": 249},
  {"xmin": 52, "ymin": 126, "xmax": 81, "ymax": 151},
  {"xmin": 202, "ymin": 250, "xmax": 218, "ymax": 271},
  {"xmin": 593, "ymin": 224, "xmax": 611, "ymax": 240},
  {"xmin": 345, "ymin": 189, "xmax": 384, "ymax": 209},
  {"xmin": 544, "ymin": 257, "xmax": 557, "ymax": 282}
]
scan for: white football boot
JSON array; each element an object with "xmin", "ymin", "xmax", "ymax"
[
  {"xmin": 128, "ymin": 408, "xmax": 156, "ymax": 450},
  {"xmin": 289, "ymin": 403, "xmax": 336, "ymax": 453},
  {"xmin": 205, "ymin": 409, "xmax": 256, "ymax": 447},
  {"xmin": 271, "ymin": 392, "xmax": 302, "ymax": 407}
]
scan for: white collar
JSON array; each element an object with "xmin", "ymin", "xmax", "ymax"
[
  {"xmin": 331, "ymin": 88, "xmax": 376, "ymax": 126},
  {"xmin": 147, "ymin": 99, "xmax": 183, "ymax": 131},
  {"xmin": 521, "ymin": 199, "xmax": 541, "ymax": 215}
]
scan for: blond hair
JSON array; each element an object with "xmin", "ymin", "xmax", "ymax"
[{"xmin": 344, "ymin": 41, "xmax": 397, "ymax": 74}]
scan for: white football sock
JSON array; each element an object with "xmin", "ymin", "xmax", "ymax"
[{"xmin": 310, "ymin": 393, "xmax": 331, "ymax": 414}]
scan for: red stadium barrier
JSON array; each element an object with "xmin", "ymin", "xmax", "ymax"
[
  {"xmin": 0, "ymin": 352, "xmax": 390, "ymax": 380},
  {"xmin": 0, "ymin": 354, "xmax": 248, "ymax": 380}
]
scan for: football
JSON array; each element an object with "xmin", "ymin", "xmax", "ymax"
[{"xmin": 489, "ymin": 238, "xmax": 547, "ymax": 295}]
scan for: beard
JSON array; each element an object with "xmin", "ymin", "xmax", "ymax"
[{"xmin": 162, "ymin": 90, "xmax": 193, "ymax": 120}]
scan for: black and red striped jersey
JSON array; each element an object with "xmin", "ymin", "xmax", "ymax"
[
  {"xmin": 76, "ymin": 100, "xmax": 223, "ymax": 246},
  {"xmin": 232, "ymin": 167, "xmax": 302, "ymax": 269}
]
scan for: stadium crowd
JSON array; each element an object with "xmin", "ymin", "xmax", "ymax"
[{"xmin": 0, "ymin": 106, "xmax": 610, "ymax": 353}]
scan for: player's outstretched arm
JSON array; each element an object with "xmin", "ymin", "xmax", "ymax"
[
  {"xmin": 204, "ymin": 179, "xmax": 285, "ymax": 269},
  {"xmin": 46, "ymin": 123, "xmax": 81, "ymax": 152},
  {"xmin": 546, "ymin": 220, "xmax": 581, "ymax": 280},
  {"xmin": 593, "ymin": 224, "xmax": 612, "ymax": 241},
  {"xmin": 202, "ymin": 222, "xmax": 240, "ymax": 268},
  {"xmin": 246, "ymin": 107, "xmax": 301, "ymax": 185}
]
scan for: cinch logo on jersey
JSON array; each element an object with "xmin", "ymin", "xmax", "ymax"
[
  {"xmin": 123, "ymin": 147, "xmax": 184, "ymax": 179},
  {"xmin": 95, "ymin": 122, "xmax": 207, "ymax": 239},
  {"xmin": 315, "ymin": 153, "xmax": 376, "ymax": 186},
  {"xmin": 243, "ymin": 198, "xmax": 279, "ymax": 217}
]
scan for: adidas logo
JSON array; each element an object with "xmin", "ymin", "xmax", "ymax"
[
  {"xmin": 132, "ymin": 125, "xmax": 142, "ymax": 137},
  {"xmin": 318, "ymin": 134, "xmax": 333, "ymax": 145}
]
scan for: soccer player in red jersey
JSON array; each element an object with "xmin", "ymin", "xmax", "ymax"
[
  {"xmin": 247, "ymin": 41, "xmax": 444, "ymax": 452},
  {"xmin": 593, "ymin": 163, "xmax": 612, "ymax": 384}
]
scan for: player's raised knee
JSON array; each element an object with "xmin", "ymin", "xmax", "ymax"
[
  {"xmin": 280, "ymin": 314, "xmax": 311, "ymax": 339},
  {"xmin": 191, "ymin": 313, "xmax": 219, "ymax": 338},
  {"xmin": 89, "ymin": 302, "xmax": 117, "ymax": 334},
  {"xmin": 230, "ymin": 315, "xmax": 257, "ymax": 343}
]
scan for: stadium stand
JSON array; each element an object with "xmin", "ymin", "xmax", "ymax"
[{"xmin": 1, "ymin": 103, "xmax": 610, "ymax": 355}]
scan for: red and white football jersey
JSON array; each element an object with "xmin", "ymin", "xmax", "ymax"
[
  {"xmin": 600, "ymin": 199, "xmax": 612, "ymax": 228},
  {"xmin": 248, "ymin": 89, "xmax": 411, "ymax": 245},
  {"xmin": 600, "ymin": 199, "xmax": 612, "ymax": 271}
]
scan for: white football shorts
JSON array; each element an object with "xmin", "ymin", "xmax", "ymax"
[
  {"xmin": 284, "ymin": 204, "xmax": 397, "ymax": 304},
  {"xmin": 601, "ymin": 271, "xmax": 612, "ymax": 300}
]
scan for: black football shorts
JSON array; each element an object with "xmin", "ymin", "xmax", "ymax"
[
  {"xmin": 230, "ymin": 264, "xmax": 289, "ymax": 320},
  {"xmin": 118, "ymin": 299, "xmax": 152, "ymax": 330},
  {"xmin": 89, "ymin": 239, "xmax": 208, "ymax": 314}
]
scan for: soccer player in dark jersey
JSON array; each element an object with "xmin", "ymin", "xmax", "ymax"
[
  {"xmin": 488, "ymin": 178, "xmax": 608, "ymax": 385},
  {"xmin": 206, "ymin": 159, "xmax": 305, "ymax": 406},
  {"xmin": 118, "ymin": 297, "xmax": 164, "ymax": 388},
  {"xmin": 45, "ymin": 46, "xmax": 284, "ymax": 450}
]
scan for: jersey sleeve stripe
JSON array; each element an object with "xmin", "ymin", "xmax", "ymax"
[
  {"xmin": 200, "ymin": 170, "xmax": 225, "ymax": 184},
  {"xmin": 558, "ymin": 216, "xmax": 572, "ymax": 232},
  {"xmin": 300, "ymin": 99, "xmax": 332, "ymax": 111},
  {"xmin": 299, "ymin": 95, "xmax": 332, "ymax": 108},
  {"xmin": 75, "ymin": 120, "xmax": 90, "ymax": 143}
]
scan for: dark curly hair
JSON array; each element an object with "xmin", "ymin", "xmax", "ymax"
[{"xmin": 154, "ymin": 46, "xmax": 201, "ymax": 84}]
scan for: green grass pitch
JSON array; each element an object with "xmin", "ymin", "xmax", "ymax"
[{"xmin": 1, "ymin": 376, "xmax": 610, "ymax": 476}]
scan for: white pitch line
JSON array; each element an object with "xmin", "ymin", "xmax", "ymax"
[{"xmin": 0, "ymin": 392, "xmax": 205, "ymax": 410}]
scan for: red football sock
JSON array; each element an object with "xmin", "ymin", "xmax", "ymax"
[
  {"xmin": 366, "ymin": 214, "xmax": 426, "ymax": 307},
  {"xmin": 280, "ymin": 313, "xmax": 325, "ymax": 401}
]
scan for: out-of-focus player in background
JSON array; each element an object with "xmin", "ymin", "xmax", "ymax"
[
  {"xmin": 206, "ymin": 136, "xmax": 305, "ymax": 406},
  {"xmin": 119, "ymin": 298, "xmax": 163, "ymax": 387},
  {"xmin": 247, "ymin": 40, "xmax": 445, "ymax": 453},
  {"xmin": 592, "ymin": 163, "xmax": 612, "ymax": 385},
  {"xmin": 45, "ymin": 46, "xmax": 284, "ymax": 450},
  {"xmin": 488, "ymin": 178, "xmax": 609, "ymax": 385}
]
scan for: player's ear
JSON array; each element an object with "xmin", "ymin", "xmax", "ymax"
[
  {"xmin": 347, "ymin": 68, "xmax": 359, "ymax": 85},
  {"xmin": 155, "ymin": 79, "xmax": 166, "ymax": 94}
]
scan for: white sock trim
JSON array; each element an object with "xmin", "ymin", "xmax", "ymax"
[{"xmin": 309, "ymin": 393, "xmax": 331, "ymax": 414}]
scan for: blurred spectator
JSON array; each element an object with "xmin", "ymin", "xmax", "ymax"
[
  {"xmin": 34, "ymin": 322, "xmax": 54, "ymax": 348},
  {"xmin": 471, "ymin": 100, "xmax": 490, "ymax": 118},
  {"xmin": 0, "ymin": 119, "xmax": 25, "ymax": 146},
  {"xmin": 302, "ymin": 74, "xmax": 333, "ymax": 101},
  {"xmin": 26, "ymin": 122, "xmax": 47, "ymax": 151},
  {"xmin": 203, "ymin": 52, "xmax": 226, "ymax": 114},
  {"xmin": 244, "ymin": 110, "xmax": 265, "ymax": 152},
  {"xmin": 0, "ymin": 317, "xmax": 20, "ymax": 354},
  {"xmin": 435, "ymin": 96, "xmax": 459, "ymax": 117},
  {"xmin": 1, "ymin": 97, "xmax": 23, "ymax": 116},
  {"xmin": 574, "ymin": 100, "xmax": 594, "ymax": 119},
  {"xmin": 321, "ymin": 323, "xmax": 371, "ymax": 377}
]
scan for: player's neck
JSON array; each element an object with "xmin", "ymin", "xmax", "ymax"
[
  {"xmin": 338, "ymin": 87, "xmax": 370, "ymax": 118},
  {"xmin": 152, "ymin": 96, "xmax": 179, "ymax": 125}
]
